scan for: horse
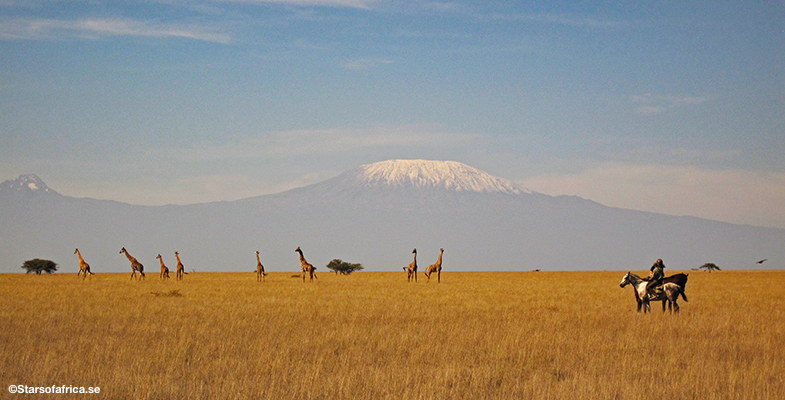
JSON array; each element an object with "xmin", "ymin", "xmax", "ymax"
[{"xmin": 619, "ymin": 272, "xmax": 688, "ymax": 313}]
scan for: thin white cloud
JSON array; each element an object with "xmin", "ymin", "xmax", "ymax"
[
  {"xmin": 632, "ymin": 93, "xmax": 712, "ymax": 115},
  {"xmin": 491, "ymin": 13, "xmax": 634, "ymax": 29},
  {"xmin": 342, "ymin": 57, "xmax": 394, "ymax": 70},
  {"xmin": 520, "ymin": 163, "xmax": 785, "ymax": 229},
  {"xmin": 153, "ymin": 125, "xmax": 481, "ymax": 162},
  {"xmin": 0, "ymin": 18, "xmax": 231, "ymax": 43},
  {"xmin": 225, "ymin": 0, "xmax": 377, "ymax": 8}
]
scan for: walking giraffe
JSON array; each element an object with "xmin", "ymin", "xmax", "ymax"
[
  {"xmin": 295, "ymin": 247, "xmax": 317, "ymax": 282},
  {"xmin": 156, "ymin": 254, "xmax": 170, "ymax": 280},
  {"xmin": 175, "ymin": 251, "xmax": 186, "ymax": 281},
  {"xmin": 120, "ymin": 247, "xmax": 145, "ymax": 280},
  {"xmin": 256, "ymin": 251, "xmax": 267, "ymax": 282},
  {"xmin": 403, "ymin": 248, "xmax": 418, "ymax": 282},
  {"xmin": 74, "ymin": 248, "xmax": 94, "ymax": 279},
  {"xmin": 424, "ymin": 248, "xmax": 444, "ymax": 283}
]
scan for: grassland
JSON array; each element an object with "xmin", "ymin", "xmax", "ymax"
[{"xmin": 1, "ymin": 270, "xmax": 783, "ymax": 399}]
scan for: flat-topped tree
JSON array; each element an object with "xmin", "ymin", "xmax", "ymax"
[
  {"xmin": 699, "ymin": 263, "xmax": 721, "ymax": 272},
  {"xmin": 326, "ymin": 259, "xmax": 363, "ymax": 275},
  {"xmin": 22, "ymin": 259, "xmax": 57, "ymax": 275}
]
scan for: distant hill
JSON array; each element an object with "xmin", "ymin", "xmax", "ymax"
[{"xmin": 1, "ymin": 161, "xmax": 783, "ymax": 273}]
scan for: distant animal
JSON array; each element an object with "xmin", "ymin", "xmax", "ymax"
[
  {"xmin": 295, "ymin": 247, "xmax": 317, "ymax": 282},
  {"xmin": 424, "ymin": 248, "xmax": 444, "ymax": 283},
  {"xmin": 156, "ymin": 254, "xmax": 170, "ymax": 280},
  {"xmin": 757, "ymin": 259, "xmax": 767, "ymax": 264},
  {"xmin": 74, "ymin": 248, "xmax": 94, "ymax": 279},
  {"xmin": 404, "ymin": 248, "xmax": 418, "ymax": 282},
  {"xmin": 256, "ymin": 251, "xmax": 267, "ymax": 282},
  {"xmin": 175, "ymin": 251, "xmax": 187, "ymax": 280},
  {"xmin": 120, "ymin": 247, "xmax": 145, "ymax": 280},
  {"xmin": 619, "ymin": 272, "xmax": 687, "ymax": 313}
]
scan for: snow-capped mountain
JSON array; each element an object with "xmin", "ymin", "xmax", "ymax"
[
  {"xmin": 1, "ymin": 161, "xmax": 784, "ymax": 273},
  {"xmin": 0, "ymin": 174, "xmax": 58, "ymax": 196},
  {"xmin": 350, "ymin": 160, "xmax": 531, "ymax": 194}
]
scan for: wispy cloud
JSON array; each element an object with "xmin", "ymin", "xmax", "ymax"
[
  {"xmin": 153, "ymin": 125, "xmax": 481, "ymax": 162},
  {"xmin": 632, "ymin": 93, "xmax": 712, "ymax": 115},
  {"xmin": 0, "ymin": 18, "xmax": 231, "ymax": 43},
  {"xmin": 342, "ymin": 57, "xmax": 394, "ymax": 70},
  {"xmin": 491, "ymin": 13, "xmax": 635, "ymax": 29},
  {"xmin": 224, "ymin": 0, "xmax": 377, "ymax": 8}
]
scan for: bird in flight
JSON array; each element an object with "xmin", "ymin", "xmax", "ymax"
[{"xmin": 756, "ymin": 259, "xmax": 767, "ymax": 264}]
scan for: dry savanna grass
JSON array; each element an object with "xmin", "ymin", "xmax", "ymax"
[{"xmin": 1, "ymin": 270, "xmax": 783, "ymax": 399}]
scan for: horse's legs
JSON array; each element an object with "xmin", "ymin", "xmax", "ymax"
[
  {"xmin": 662, "ymin": 300, "xmax": 667, "ymax": 313},
  {"xmin": 637, "ymin": 300, "xmax": 642, "ymax": 313}
]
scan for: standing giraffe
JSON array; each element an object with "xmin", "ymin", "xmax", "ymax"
[
  {"xmin": 175, "ymin": 251, "xmax": 186, "ymax": 281},
  {"xmin": 424, "ymin": 248, "xmax": 444, "ymax": 283},
  {"xmin": 120, "ymin": 247, "xmax": 145, "ymax": 280},
  {"xmin": 403, "ymin": 248, "xmax": 418, "ymax": 282},
  {"xmin": 295, "ymin": 247, "xmax": 317, "ymax": 282},
  {"xmin": 74, "ymin": 248, "xmax": 94, "ymax": 279},
  {"xmin": 156, "ymin": 254, "xmax": 170, "ymax": 280},
  {"xmin": 256, "ymin": 251, "xmax": 267, "ymax": 282}
]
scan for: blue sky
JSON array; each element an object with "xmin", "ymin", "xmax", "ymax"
[{"xmin": 1, "ymin": 1, "xmax": 784, "ymax": 228}]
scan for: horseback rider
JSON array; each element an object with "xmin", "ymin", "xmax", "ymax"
[{"xmin": 644, "ymin": 259, "xmax": 665, "ymax": 299}]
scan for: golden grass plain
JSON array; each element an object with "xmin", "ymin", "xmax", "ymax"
[{"xmin": 1, "ymin": 270, "xmax": 783, "ymax": 399}]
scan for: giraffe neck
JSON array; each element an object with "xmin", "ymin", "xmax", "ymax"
[
  {"xmin": 158, "ymin": 258, "xmax": 166, "ymax": 268},
  {"xmin": 436, "ymin": 251, "xmax": 443, "ymax": 265},
  {"xmin": 76, "ymin": 250, "xmax": 85, "ymax": 263},
  {"xmin": 297, "ymin": 250, "xmax": 306, "ymax": 264},
  {"xmin": 124, "ymin": 251, "xmax": 136, "ymax": 263},
  {"xmin": 257, "ymin": 253, "xmax": 262, "ymax": 265},
  {"xmin": 175, "ymin": 254, "xmax": 182, "ymax": 264}
]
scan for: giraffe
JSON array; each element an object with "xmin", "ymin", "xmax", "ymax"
[
  {"xmin": 120, "ymin": 247, "xmax": 145, "ymax": 280},
  {"xmin": 156, "ymin": 254, "xmax": 170, "ymax": 280},
  {"xmin": 424, "ymin": 248, "xmax": 444, "ymax": 283},
  {"xmin": 403, "ymin": 248, "xmax": 417, "ymax": 282},
  {"xmin": 74, "ymin": 248, "xmax": 94, "ymax": 279},
  {"xmin": 175, "ymin": 251, "xmax": 186, "ymax": 281},
  {"xmin": 295, "ymin": 247, "xmax": 317, "ymax": 282},
  {"xmin": 256, "ymin": 251, "xmax": 267, "ymax": 282}
]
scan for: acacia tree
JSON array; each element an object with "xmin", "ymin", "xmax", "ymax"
[
  {"xmin": 699, "ymin": 263, "xmax": 721, "ymax": 273},
  {"xmin": 22, "ymin": 259, "xmax": 58, "ymax": 275},
  {"xmin": 326, "ymin": 259, "xmax": 364, "ymax": 275}
]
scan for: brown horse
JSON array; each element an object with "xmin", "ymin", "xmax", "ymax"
[{"xmin": 619, "ymin": 272, "xmax": 688, "ymax": 313}]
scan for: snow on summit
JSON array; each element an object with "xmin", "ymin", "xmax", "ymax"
[
  {"xmin": 356, "ymin": 160, "xmax": 530, "ymax": 194},
  {"xmin": 0, "ymin": 174, "xmax": 56, "ymax": 194}
]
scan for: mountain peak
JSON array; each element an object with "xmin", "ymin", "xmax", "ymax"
[
  {"xmin": 354, "ymin": 159, "xmax": 530, "ymax": 194},
  {"xmin": 0, "ymin": 174, "xmax": 58, "ymax": 195}
]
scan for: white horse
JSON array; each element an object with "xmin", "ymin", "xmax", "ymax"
[{"xmin": 619, "ymin": 272, "xmax": 687, "ymax": 313}]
